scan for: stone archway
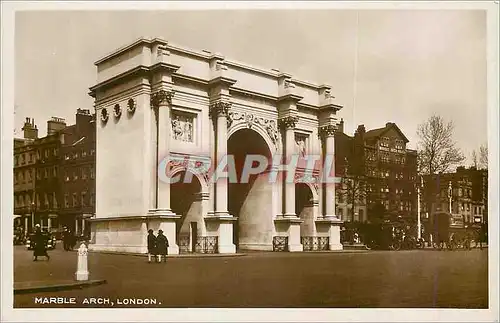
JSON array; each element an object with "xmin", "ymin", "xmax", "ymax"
[
  {"xmin": 170, "ymin": 170, "xmax": 204, "ymax": 253},
  {"xmin": 227, "ymin": 128, "xmax": 274, "ymax": 251}
]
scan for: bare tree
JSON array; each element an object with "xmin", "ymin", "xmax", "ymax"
[
  {"xmin": 416, "ymin": 115, "xmax": 465, "ymax": 175},
  {"xmin": 338, "ymin": 147, "xmax": 366, "ymax": 222},
  {"xmin": 479, "ymin": 144, "xmax": 488, "ymax": 170},
  {"xmin": 471, "ymin": 150, "xmax": 478, "ymax": 168}
]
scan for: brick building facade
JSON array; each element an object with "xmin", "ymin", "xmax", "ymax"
[
  {"xmin": 335, "ymin": 122, "xmax": 418, "ymax": 223},
  {"xmin": 13, "ymin": 110, "xmax": 95, "ymax": 235},
  {"xmin": 421, "ymin": 166, "xmax": 488, "ymax": 225}
]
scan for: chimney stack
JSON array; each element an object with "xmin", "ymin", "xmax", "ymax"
[
  {"xmin": 22, "ymin": 117, "xmax": 38, "ymax": 139},
  {"xmin": 355, "ymin": 124, "xmax": 366, "ymax": 135},
  {"xmin": 337, "ymin": 118, "xmax": 345, "ymax": 133},
  {"xmin": 47, "ymin": 117, "xmax": 66, "ymax": 135}
]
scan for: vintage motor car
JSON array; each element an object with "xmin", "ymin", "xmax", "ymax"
[{"xmin": 25, "ymin": 233, "xmax": 56, "ymax": 250}]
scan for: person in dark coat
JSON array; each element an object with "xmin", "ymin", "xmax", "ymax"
[
  {"xmin": 33, "ymin": 225, "xmax": 50, "ymax": 261},
  {"xmin": 147, "ymin": 229, "xmax": 157, "ymax": 263},
  {"xmin": 156, "ymin": 230, "xmax": 169, "ymax": 263},
  {"xmin": 62, "ymin": 227, "xmax": 71, "ymax": 251}
]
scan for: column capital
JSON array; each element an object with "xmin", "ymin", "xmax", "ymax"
[
  {"xmin": 318, "ymin": 124, "xmax": 337, "ymax": 138},
  {"xmin": 209, "ymin": 101, "xmax": 232, "ymax": 118},
  {"xmin": 278, "ymin": 116, "xmax": 299, "ymax": 130},
  {"xmin": 150, "ymin": 89, "xmax": 174, "ymax": 108}
]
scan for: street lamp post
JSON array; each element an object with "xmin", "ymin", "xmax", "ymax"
[
  {"xmin": 31, "ymin": 202, "xmax": 35, "ymax": 233},
  {"xmin": 448, "ymin": 181, "xmax": 452, "ymax": 213},
  {"xmin": 417, "ymin": 176, "xmax": 422, "ymax": 240}
]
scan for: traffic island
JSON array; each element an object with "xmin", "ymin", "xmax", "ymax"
[{"xmin": 14, "ymin": 279, "xmax": 107, "ymax": 295}]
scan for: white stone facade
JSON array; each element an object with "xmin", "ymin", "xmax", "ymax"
[{"xmin": 88, "ymin": 37, "xmax": 343, "ymax": 254}]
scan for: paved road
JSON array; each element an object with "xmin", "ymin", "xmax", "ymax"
[{"xmin": 14, "ymin": 245, "xmax": 488, "ymax": 308}]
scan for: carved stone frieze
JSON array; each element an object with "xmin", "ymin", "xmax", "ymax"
[
  {"xmin": 171, "ymin": 113, "xmax": 194, "ymax": 142},
  {"xmin": 295, "ymin": 134, "xmax": 307, "ymax": 157},
  {"xmin": 226, "ymin": 111, "xmax": 280, "ymax": 145}
]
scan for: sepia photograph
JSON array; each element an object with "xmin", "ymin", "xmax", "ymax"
[{"xmin": 1, "ymin": 1, "xmax": 499, "ymax": 322}]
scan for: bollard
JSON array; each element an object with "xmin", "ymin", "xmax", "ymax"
[{"xmin": 75, "ymin": 243, "xmax": 89, "ymax": 281}]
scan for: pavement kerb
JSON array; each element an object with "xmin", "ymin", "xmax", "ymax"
[
  {"xmin": 14, "ymin": 279, "xmax": 107, "ymax": 295},
  {"xmin": 70, "ymin": 249, "xmax": 374, "ymax": 257}
]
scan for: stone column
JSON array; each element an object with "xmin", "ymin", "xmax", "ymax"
[
  {"xmin": 279, "ymin": 116, "xmax": 299, "ymax": 217},
  {"xmin": 151, "ymin": 90, "xmax": 174, "ymax": 212},
  {"xmin": 211, "ymin": 101, "xmax": 231, "ymax": 215},
  {"xmin": 75, "ymin": 218, "xmax": 79, "ymax": 235},
  {"xmin": 276, "ymin": 115, "xmax": 303, "ymax": 252},
  {"xmin": 209, "ymin": 101, "xmax": 236, "ymax": 254},
  {"xmin": 149, "ymin": 89, "xmax": 180, "ymax": 255},
  {"xmin": 48, "ymin": 217, "xmax": 52, "ymax": 230},
  {"xmin": 24, "ymin": 216, "xmax": 28, "ymax": 235},
  {"xmin": 319, "ymin": 124, "xmax": 337, "ymax": 218},
  {"xmin": 319, "ymin": 123, "xmax": 343, "ymax": 251}
]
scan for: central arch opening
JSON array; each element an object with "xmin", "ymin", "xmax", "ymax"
[
  {"xmin": 228, "ymin": 128, "xmax": 273, "ymax": 251},
  {"xmin": 171, "ymin": 171, "xmax": 202, "ymax": 253}
]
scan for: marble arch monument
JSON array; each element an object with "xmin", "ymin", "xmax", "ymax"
[{"xmin": 88, "ymin": 37, "xmax": 343, "ymax": 254}]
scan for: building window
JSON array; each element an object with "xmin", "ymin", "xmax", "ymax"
[
  {"xmin": 64, "ymin": 171, "xmax": 70, "ymax": 182},
  {"xmin": 20, "ymin": 154, "xmax": 25, "ymax": 164},
  {"xmin": 44, "ymin": 193, "xmax": 49, "ymax": 207},
  {"xmin": 338, "ymin": 208, "xmax": 344, "ymax": 219},
  {"xmin": 64, "ymin": 194, "xmax": 69, "ymax": 208},
  {"xmin": 379, "ymin": 137, "xmax": 390, "ymax": 148},
  {"xmin": 53, "ymin": 166, "xmax": 58, "ymax": 177},
  {"xmin": 36, "ymin": 193, "xmax": 40, "ymax": 207},
  {"xmin": 74, "ymin": 152, "xmax": 79, "ymax": 159},
  {"xmin": 20, "ymin": 171, "xmax": 24, "ymax": 183},
  {"xmin": 338, "ymin": 194, "xmax": 344, "ymax": 204},
  {"xmin": 82, "ymin": 150, "xmax": 87, "ymax": 158},
  {"xmin": 53, "ymin": 148, "xmax": 58, "ymax": 156},
  {"xmin": 73, "ymin": 171, "xmax": 78, "ymax": 181},
  {"xmin": 65, "ymin": 154, "xmax": 70, "ymax": 160},
  {"xmin": 45, "ymin": 149, "xmax": 49, "ymax": 158},
  {"xmin": 90, "ymin": 167, "xmax": 95, "ymax": 179},
  {"xmin": 82, "ymin": 168, "xmax": 87, "ymax": 180},
  {"xmin": 53, "ymin": 192, "xmax": 57, "ymax": 208},
  {"xmin": 19, "ymin": 195, "xmax": 24, "ymax": 207},
  {"xmin": 81, "ymin": 192, "xmax": 87, "ymax": 207},
  {"xmin": 72, "ymin": 193, "xmax": 78, "ymax": 207},
  {"xmin": 44, "ymin": 168, "xmax": 48, "ymax": 178},
  {"xmin": 90, "ymin": 192, "xmax": 95, "ymax": 206},
  {"xmin": 90, "ymin": 149, "xmax": 95, "ymax": 156}
]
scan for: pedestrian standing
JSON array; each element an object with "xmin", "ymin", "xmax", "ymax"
[
  {"xmin": 147, "ymin": 229, "xmax": 157, "ymax": 263},
  {"xmin": 62, "ymin": 227, "xmax": 71, "ymax": 251},
  {"xmin": 156, "ymin": 230, "xmax": 169, "ymax": 263},
  {"xmin": 33, "ymin": 224, "xmax": 50, "ymax": 261}
]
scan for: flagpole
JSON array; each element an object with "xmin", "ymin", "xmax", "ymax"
[{"xmin": 417, "ymin": 175, "xmax": 422, "ymax": 240}]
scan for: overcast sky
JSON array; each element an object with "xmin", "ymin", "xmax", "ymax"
[{"xmin": 15, "ymin": 9, "xmax": 487, "ymax": 163}]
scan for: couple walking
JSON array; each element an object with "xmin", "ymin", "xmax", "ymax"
[{"xmin": 147, "ymin": 229, "xmax": 169, "ymax": 263}]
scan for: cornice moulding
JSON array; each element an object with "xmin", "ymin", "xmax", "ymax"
[
  {"xmin": 150, "ymin": 62, "xmax": 181, "ymax": 74},
  {"xmin": 89, "ymin": 65, "xmax": 150, "ymax": 97},
  {"xmin": 277, "ymin": 93, "xmax": 304, "ymax": 103},
  {"xmin": 208, "ymin": 76, "xmax": 237, "ymax": 87}
]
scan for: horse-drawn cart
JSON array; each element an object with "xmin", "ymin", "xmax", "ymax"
[{"xmin": 431, "ymin": 211, "xmax": 473, "ymax": 250}]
